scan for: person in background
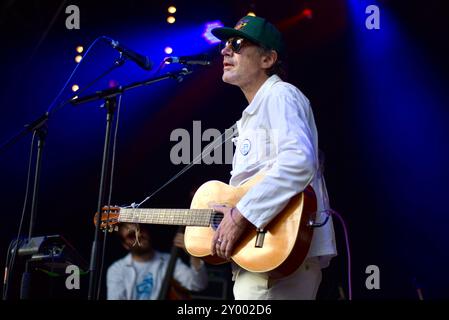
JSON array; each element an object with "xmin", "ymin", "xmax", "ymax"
[{"xmin": 106, "ymin": 223, "xmax": 208, "ymax": 300}]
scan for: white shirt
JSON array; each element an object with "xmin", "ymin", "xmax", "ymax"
[
  {"xmin": 106, "ymin": 251, "xmax": 208, "ymax": 300},
  {"xmin": 231, "ymin": 75, "xmax": 337, "ymax": 267}
]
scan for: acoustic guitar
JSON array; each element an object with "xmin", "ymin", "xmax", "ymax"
[{"xmin": 95, "ymin": 174, "xmax": 317, "ymax": 279}]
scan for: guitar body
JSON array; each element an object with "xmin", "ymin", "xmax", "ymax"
[{"xmin": 184, "ymin": 174, "xmax": 317, "ymax": 279}]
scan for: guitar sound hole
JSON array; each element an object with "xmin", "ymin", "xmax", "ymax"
[{"xmin": 211, "ymin": 211, "xmax": 224, "ymax": 230}]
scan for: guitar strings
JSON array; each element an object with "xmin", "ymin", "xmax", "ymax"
[{"xmin": 118, "ymin": 208, "xmax": 224, "ymax": 227}]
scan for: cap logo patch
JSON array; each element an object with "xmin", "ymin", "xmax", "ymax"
[{"xmin": 234, "ymin": 20, "xmax": 248, "ymax": 30}]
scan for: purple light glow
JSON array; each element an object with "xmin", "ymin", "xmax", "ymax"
[{"xmin": 202, "ymin": 21, "xmax": 224, "ymax": 44}]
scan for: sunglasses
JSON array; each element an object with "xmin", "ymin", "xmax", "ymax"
[{"xmin": 223, "ymin": 37, "xmax": 246, "ymax": 54}]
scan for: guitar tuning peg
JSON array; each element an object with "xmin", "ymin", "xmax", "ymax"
[
  {"xmin": 108, "ymin": 226, "xmax": 114, "ymax": 233},
  {"xmin": 114, "ymin": 226, "xmax": 119, "ymax": 232}
]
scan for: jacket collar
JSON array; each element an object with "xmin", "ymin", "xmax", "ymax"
[{"xmin": 243, "ymin": 74, "xmax": 282, "ymax": 116}]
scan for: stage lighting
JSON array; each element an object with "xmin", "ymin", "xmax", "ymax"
[
  {"xmin": 108, "ymin": 79, "xmax": 118, "ymax": 88},
  {"xmin": 202, "ymin": 21, "xmax": 224, "ymax": 44},
  {"xmin": 165, "ymin": 46, "xmax": 173, "ymax": 54},
  {"xmin": 71, "ymin": 84, "xmax": 79, "ymax": 92},
  {"xmin": 302, "ymin": 8, "xmax": 313, "ymax": 19},
  {"xmin": 76, "ymin": 46, "xmax": 84, "ymax": 53},
  {"xmin": 167, "ymin": 16, "xmax": 176, "ymax": 24},
  {"xmin": 168, "ymin": 6, "xmax": 176, "ymax": 14},
  {"xmin": 74, "ymin": 55, "xmax": 82, "ymax": 63}
]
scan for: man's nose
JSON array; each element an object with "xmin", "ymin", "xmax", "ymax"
[{"xmin": 221, "ymin": 43, "xmax": 232, "ymax": 56}]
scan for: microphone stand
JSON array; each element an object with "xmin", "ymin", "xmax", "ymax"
[
  {"xmin": 18, "ymin": 116, "xmax": 47, "ymax": 300},
  {"xmin": 1, "ymin": 56, "xmax": 125, "ymax": 300},
  {"xmin": 70, "ymin": 67, "xmax": 193, "ymax": 300}
]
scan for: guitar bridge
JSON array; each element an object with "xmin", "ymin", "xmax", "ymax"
[{"xmin": 255, "ymin": 229, "xmax": 266, "ymax": 248}]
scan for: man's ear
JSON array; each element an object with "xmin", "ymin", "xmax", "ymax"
[{"xmin": 261, "ymin": 50, "xmax": 278, "ymax": 70}]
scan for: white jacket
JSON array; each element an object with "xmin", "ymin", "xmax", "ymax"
[{"xmin": 231, "ymin": 75, "xmax": 337, "ymax": 268}]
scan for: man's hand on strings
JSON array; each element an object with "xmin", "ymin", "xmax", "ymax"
[{"xmin": 210, "ymin": 205, "xmax": 251, "ymax": 260}]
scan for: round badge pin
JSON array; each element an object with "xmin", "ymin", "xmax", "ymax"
[{"xmin": 240, "ymin": 139, "xmax": 251, "ymax": 156}]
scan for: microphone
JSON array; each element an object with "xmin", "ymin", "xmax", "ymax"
[
  {"xmin": 103, "ymin": 37, "xmax": 152, "ymax": 70},
  {"xmin": 164, "ymin": 54, "xmax": 211, "ymax": 66}
]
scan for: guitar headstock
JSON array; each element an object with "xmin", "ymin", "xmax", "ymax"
[{"xmin": 93, "ymin": 206, "xmax": 121, "ymax": 232}]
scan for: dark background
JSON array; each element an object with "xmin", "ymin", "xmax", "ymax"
[{"xmin": 0, "ymin": 0, "xmax": 448, "ymax": 300}]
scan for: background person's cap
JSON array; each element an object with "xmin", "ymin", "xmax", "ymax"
[{"xmin": 212, "ymin": 16, "xmax": 285, "ymax": 56}]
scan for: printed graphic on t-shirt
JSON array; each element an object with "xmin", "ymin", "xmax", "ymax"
[{"xmin": 135, "ymin": 272, "xmax": 154, "ymax": 299}]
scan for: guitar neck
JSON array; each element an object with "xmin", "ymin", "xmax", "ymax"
[{"xmin": 119, "ymin": 208, "xmax": 214, "ymax": 227}]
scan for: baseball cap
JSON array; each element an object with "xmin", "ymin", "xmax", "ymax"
[{"xmin": 211, "ymin": 15, "xmax": 285, "ymax": 56}]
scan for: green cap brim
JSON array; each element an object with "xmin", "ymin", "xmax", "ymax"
[{"xmin": 211, "ymin": 27, "xmax": 265, "ymax": 48}]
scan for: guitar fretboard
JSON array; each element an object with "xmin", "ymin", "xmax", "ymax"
[{"xmin": 119, "ymin": 208, "xmax": 215, "ymax": 227}]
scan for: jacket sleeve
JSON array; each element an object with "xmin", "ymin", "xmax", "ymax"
[
  {"xmin": 172, "ymin": 258, "xmax": 208, "ymax": 292},
  {"xmin": 236, "ymin": 86, "xmax": 318, "ymax": 229},
  {"xmin": 106, "ymin": 262, "xmax": 127, "ymax": 300}
]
